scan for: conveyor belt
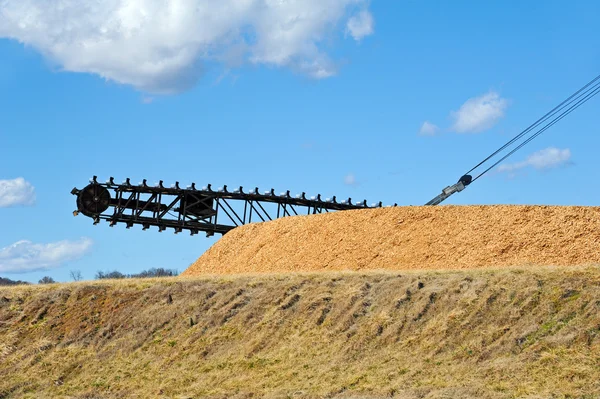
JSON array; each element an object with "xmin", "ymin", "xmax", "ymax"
[{"xmin": 72, "ymin": 176, "xmax": 387, "ymax": 236}]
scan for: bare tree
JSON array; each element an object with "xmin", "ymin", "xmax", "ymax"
[
  {"xmin": 70, "ymin": 270, "xmax": 83, "ymax": 281},
  {"xmin": 38, "ymin": 276, "xmax": 56, "ymax": 284},
  {"xmin": 95, "ymin": 271, "xmax": 126, "ymax": 280}
]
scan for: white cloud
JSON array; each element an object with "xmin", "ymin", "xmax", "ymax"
[
  {"xmin": 451, "ymin": 91, "xmax": 508, "ymax": 133},
  {"xmin": 344, "ymin": 173, "xmax": 358, "ymax": 186},
  {"xmin": 0, "ymin": 0, "xmax": 374, "ymax": 94},
  {"xmin": 0, "ymin": 178, "xmax": 35, "ymax": 207},
  {"xmin": 0, "ymin": 238, "xmax": 93, "ymax": 273},
  {"xmin": 418, "ymin": 121, "xmax": 440, "ymax": 136},
  {"xmin": 346, "ymin": 9, "xmax": 374, "ymax": 41},
  {"xmin": 498, "ymin": 147, "xmax": 572, "ymax": 173}
]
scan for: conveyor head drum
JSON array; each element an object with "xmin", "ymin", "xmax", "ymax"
[{"xmin": 77, "ymin": 184, "xmax": 111, "ymax": 217}]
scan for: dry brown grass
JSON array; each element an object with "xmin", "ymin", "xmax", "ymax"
[
  {"xmin": 1, "ymin": 266, "xmax": 600, "ymax": 398},
  {"xmin": 184, "ymin": 205, "xmax": 600, "ymax": 275}
]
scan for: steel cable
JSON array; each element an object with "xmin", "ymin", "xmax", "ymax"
[
  {"xmin": 471, "ymin": 82, "xmax": 600, "ymax": 182},
  {"xmin": 465, "ymin": 73, "xmax": 600, "ymax": 176},
  {"xmin": 463, "ymin": 74, "xmax": 600, "ymax": 178}
]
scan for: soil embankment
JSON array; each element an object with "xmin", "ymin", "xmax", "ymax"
[
  {"xmin": 184, "ymin": 205, "xmax": 600, "ymax": 275},
  {"xmin": 1, "ymin": 268, "xmax": 600, "ymax": 398}
]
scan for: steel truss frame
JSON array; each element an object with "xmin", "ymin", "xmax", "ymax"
[{"xmin": 72, "ymin": 176, "xmax": 386, "ymax": 237}]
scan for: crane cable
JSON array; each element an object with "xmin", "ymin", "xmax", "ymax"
[
  {"xmin": 471, "ymin": 82, "xmax": 600, "ymax": 182},
  {"xmin": 465, "ymin": 73, "xmax": 600, "ymax": 182}
]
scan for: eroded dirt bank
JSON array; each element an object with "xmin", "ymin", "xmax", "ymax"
[{"xmin": 1, "ymin": 267, "xmax": 600, "ymax": 398}]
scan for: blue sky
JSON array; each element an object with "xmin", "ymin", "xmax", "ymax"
[{"xmin": 1, "ymin": 1, "xmax": 599, "ymax": 283}]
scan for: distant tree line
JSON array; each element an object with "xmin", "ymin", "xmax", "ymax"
[
  {"xmin": 1, "ymin": 268, "xmax": 178, "ymax": 286},
  {"xmin": 95, "ymin": 268, "xmax": 178, "ymax": 280},
  {"xmin": 0, "ymin": 277, "xmax": 31, "ymax": 286}
]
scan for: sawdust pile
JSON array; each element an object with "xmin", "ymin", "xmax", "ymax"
[{"xmin": 183, "ymin": 205, "xmax": 600, "ymax": 275}]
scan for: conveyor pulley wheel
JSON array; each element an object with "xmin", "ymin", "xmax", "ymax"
[{"xmin": 77, "ymin": 184, "xmax": 111, "ymax": 217}]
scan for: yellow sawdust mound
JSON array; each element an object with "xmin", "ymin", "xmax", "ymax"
[{"xmin": 183, "ymin": 205, "xmax": 600, "ymax": 275}]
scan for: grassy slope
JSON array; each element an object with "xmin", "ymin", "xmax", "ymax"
[{"xmin": 1, "ymin": 267, "xmax": 600, "ymax": 399}]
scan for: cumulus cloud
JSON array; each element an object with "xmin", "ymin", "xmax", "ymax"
[
  {"xmin": 346, "ymin": 9, "xmax": 374, "ymax": 41},
  {"xmin": 0, "ymin": 0, "xmax": 374, "ymax": 94},
  {"xmin": 344, "ymin": 173, "xmax": 358, "ymax": 186},
  {"xmin": 451, "ymin": 91, "xmax": 508, "ymax": 133},
  {"xmin": 418, "ymin": 121, "xmax": 440, "ymax": 136},
  {"xmin": 498, "ymin": 147, "xmax": 572, "ymax": 173},
  {"xmin": 0, "ymin": 178, "xmax": 35, "ymax": 207},
  {"xmin": 0, "ymin": 238, "xmax": 93, "ymax": 273}
]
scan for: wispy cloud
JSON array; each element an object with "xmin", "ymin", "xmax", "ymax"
[
  {"xmin": 346, "ymin": 10, "xmax": 374, "ymax": 41},
  {"xmin": 344, "ymin": 174, "xmax": 358, "ymax": 186},
  {"xmin": 418, "ymin": 121, "xmax": 440, "ymax": 136},
  {"xmin": 498, "ymin": 147, "xmax": 572, "ymax": 173},
  {"xmin": 451, "ymin": 91, "xmax": 508, "ymax": 133},
  {"xmin": 420, "ymin": 91, "xmax": 508, "ymax": 137},
  {"xmin": 0, "ymin": 238, "xmax": 93, "ymax": 273},
  {"xmin": 0, "ymin": 0, "xmax": 374, "ymax": 94},
  {"xmin": 0, "ymin": 178, "xmax": 35, "ymax": 207},
  {"xmin": 213, "ymin": 69, "xmax": 231, "ymax": 86},
  {"xmin": 301, "ymin": 141, "xmax": 316, "ymax": 150}
]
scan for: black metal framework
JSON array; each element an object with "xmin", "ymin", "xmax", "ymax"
[{"xmin": 71, "ymin": 176, "xmax": 386, "ymax": 237}]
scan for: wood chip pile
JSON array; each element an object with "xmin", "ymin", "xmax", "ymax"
[{"xmin": 183, "ymin": 205, "xmax": 600, "ymax": 275}]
